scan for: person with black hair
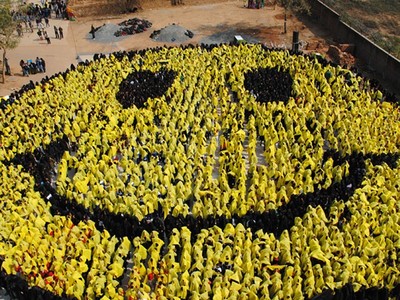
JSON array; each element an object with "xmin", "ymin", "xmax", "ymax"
[
  {"xmin": 37, "ymin": 29, "xmax": 43, "ymax": 40},
  {"xmin": 16, "ymin": 23, "xmax": 23, "ymax": 37},
  {"xmin": 90, "ymin": 25, "xmax": 95, "ymax": 40},
  {"xmin": 4, "ymin": 57, "xmax": 11, "ymax": 76},
  {"xmin": 40, "ymin": 57, "xmax": 46, "ymax": 72},
  {"xmin": 20, "ymin": 59, "xmax": 29, "ymax": 76},
  {"xmin": 35, "ymin": 57, "xmax": 44, "ymax": 73},
  {"xmin": 44, "ymin": 30, "xmax": 51, "ymax": 44},
  {"xmin": 58, "ymin": 26, "xmax": 63, "ymax": 39},
  {"xmin": 54, "ymin": 25, "xmax": 59, "ymax": 39},
  {"xmin": 28, "ymin": 20, "xmax": 33, "ymax": 33}
]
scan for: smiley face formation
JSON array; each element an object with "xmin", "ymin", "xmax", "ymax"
[{"xmin": 0, "ymin": 44, "xmax": 399, "ymax": 300}]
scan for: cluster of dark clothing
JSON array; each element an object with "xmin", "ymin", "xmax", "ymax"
[
  {"xmin": 37, "ymin": 28, "xmax": 52, "ymax": 43},
  {"xmin": 116, "ymin": 69, "xmax": 176, "ymax": 109},
  {"xmin": 50, "ymin": 0, "xmax": 68, "ymax": 19},
  {"xmin": 26, "ymin": 3, "xmax": 51, "ymax": 19},
  {"xmin": 0, "ymin": 97, "xmax": 16, "ymax": 110},
  {"xmin": 19, "ymin": 58, "xmax": 46, "ymax": 77},
  {"xmin": 53, "ymin": 25, "xmax": 64, "ymax": 39},
  {"xmin": 114, "ymin": 18, "xmax": 152, "ymax": 37},
  {"xmin": 23, "ymin": 0, "xmax": 67, "ymax": 21},
  {"xmin": 245, "ymin": 67, "xmax": 294, "ymax": 104},
  {"xmin": 11, "ymin": 0, "xmax": 68, "ymax": 40},
  {"xmin": 7, "ymin": 127, "xmax": 399, "ymax": 248},
  {"xmin": 0, "ymin": 273, "xmax": 69, "ymax": 300}
]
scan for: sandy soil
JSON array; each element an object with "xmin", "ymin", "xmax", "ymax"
[{"xmin": 0, "ymin": 0, "xmax": 331, "ymax": 97}]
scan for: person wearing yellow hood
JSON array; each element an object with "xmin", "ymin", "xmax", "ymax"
[
  {"xmin": 312, "ymin": 264, "xmax": 326, "ymax": 295},
  {"xmin": 282, "ymin": 270, "xmax": 295, "ymax": 299},
  {"xmin": 269, "ymin": 270, "xmax": 283, "ymax": 298}
]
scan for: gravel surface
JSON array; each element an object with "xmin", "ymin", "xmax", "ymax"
[
  {"xmin": 86, "ymin": 23, "xmax": 260, "ymax": 46},
  {"xmin": 87, "ymin": 23, "xmax": 130, "ymax": 43},
  {"xmin": 151, "ymin": 24, "xmax": 194, "ymax": 43},
  {"xmin": 200, "ymin": 29, "xmax": 260, "ymax": 45}
]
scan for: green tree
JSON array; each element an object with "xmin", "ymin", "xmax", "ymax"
[
  {"xmin": 0, "ymin": 0, "xmax": 21, "ymax": 84},
  {"xmin": 276, "ymin": 0, "xmax": 311, "ymax": 33}
]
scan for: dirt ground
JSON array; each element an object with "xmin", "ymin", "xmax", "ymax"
[
  {"xmin": 1, "ymin": 0, "xmax": 333, "ymax": 97},
  {"xmin": 321, "ymin": 0, "xmax": 400, "ymax": 59}
]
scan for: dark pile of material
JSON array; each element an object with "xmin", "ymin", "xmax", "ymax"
[{"xmin": 114, "ymin": 18, "xmax": 152, "ymax": 37}]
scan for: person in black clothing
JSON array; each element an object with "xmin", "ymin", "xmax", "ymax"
[
  {"xmin": 20, "ymin": 59, "xmax": 29, "ymax": 76},
  {"xmin": 37, "ymin": 29, "xmax": 43, "ymax": 40},
  {"xmin": 90, "ymin": 25, "xmax": 95, "ymax": 40},
  {"xmin": 44, "ymin": 31, "xmax": 51, "ymax": 44},
  {"xmin": 40, "ymin": 58, "xmax": 46, "ymax": 72},
  {"xmin": 5, "ymin": 57, "xmax": 11, "ymax": 76},
  {"xmin": 58, "ymin": 26, "xmax": 63, "ymax": 39},
  {"xmin": 54, "ymin": 26, "xmax": 59, "ymax": 39},
  {"xmin": 28, "ymin": 20, "xmax": 33, "ymax": 33}
]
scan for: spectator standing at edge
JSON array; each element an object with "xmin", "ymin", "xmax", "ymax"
[
  {"xmin": 36, "ymin": 57, "xmax": 44, "ymax": 73},
  {"xmin": 20, "ymin": 60, "xmax": 29, "ymax": 76},
  {"xmin": 90, "ymin": 25, "xmax": 95, "ymax": 40},
  {"xmin": 28, "ymin": 20, "xmax": 33, "ymax": 33},
  {"xmin": 59, "ymin": 26, "xmax": 63, "ymax": 39},
  {"xmin": 45, "ymin": 34, "xmax": 51, "ymax": 44},
  {"xmin": 37, "ymin": 29, "xmax": 43, "ymax": 40},
  {"xmin": 16, "ymin": 24, "xmax": 23, "ymax": 37},
  {"xmin": 5, "ymin": 57, "xmax": 11, "ymax": 76},
  {"xmin": 54, "ymin": 26, "xmax": 59, "ymax": 39},
  {"xmin": 40, "ymin": 58, "xmax": 46, "ymax": 72}
]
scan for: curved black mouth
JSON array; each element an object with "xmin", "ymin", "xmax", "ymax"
[
  {"xmin": 4, "ymin": 135, "xmax": 400, "ymax": 300},
  {"xmin": 8, "ymin": 136, "xmax": 400, "ymax": 241},
  {"xmin": 1, "ymin": 45, "xmax": 399, "ymax": 300}
]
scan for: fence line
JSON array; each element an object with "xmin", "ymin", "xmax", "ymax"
[{"xmin": 311, "ymin": 0, "xmax": 400, "ymax": 93}]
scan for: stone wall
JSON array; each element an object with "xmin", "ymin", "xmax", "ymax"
[{"xmin": 311, "ymin": 0, "xmax": 400, "ymax": 92}]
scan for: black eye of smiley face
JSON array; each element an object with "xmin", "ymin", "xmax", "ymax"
[
  {"xmin": 116, "ymin": 69, "xmax": 176, "ymax": 109},
  {"xmin": 0, "ymin": 44, "xmax": 399, "ymax": 300}
]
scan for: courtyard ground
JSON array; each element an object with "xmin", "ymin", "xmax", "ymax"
[{"xmin": 0, "ymin": 0, "xmax": 331, "ymax": 97}]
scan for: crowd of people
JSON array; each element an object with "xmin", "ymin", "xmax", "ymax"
[
  {"xmin": 0, "ymin": 44, "xmax": 399, "ymax": 299},
  {"xmin": 244, "ymin": 67, "xmax": 294, "ymax": 104},
  {"xmin": 12, "ymin": 0, "xmax": 68, "ymax": 33},
  {"xmin": 7, "ymin": 0, "xmax": 67, "ymax": 79},
  {"xmin": 35, "ymin": 25, "xmax": 63, "ymax": 43},
  {"xmin": 116, "ymin": 69, "xmax": 176, "ymax": 108},
  {"xmin": 19, "ymin": 57, "xmax": 46, "ymax": 76}
]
